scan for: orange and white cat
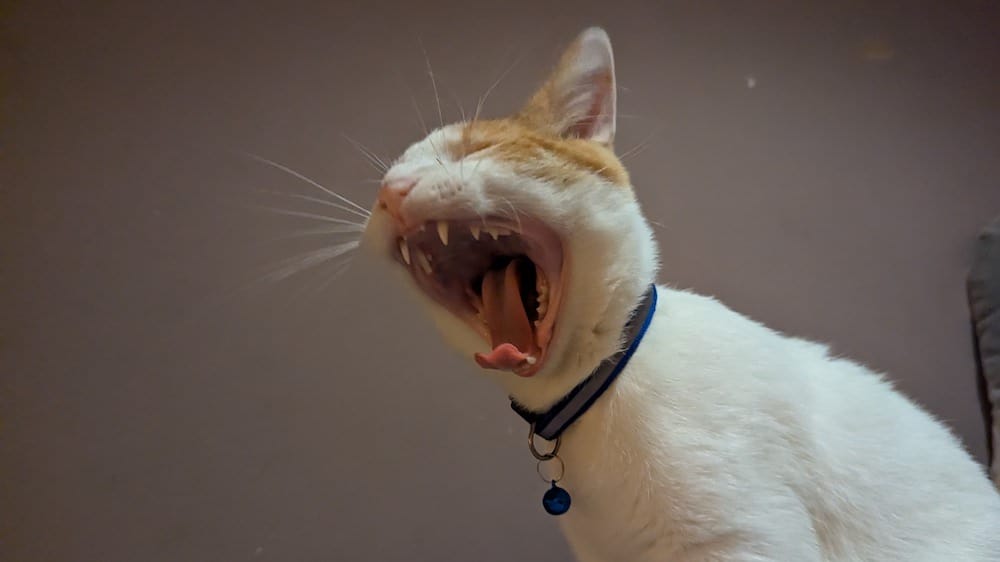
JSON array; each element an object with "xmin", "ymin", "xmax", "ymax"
[{"xmin": 361, "ymin": 27, "xmax": 1000, "ymax": 562}]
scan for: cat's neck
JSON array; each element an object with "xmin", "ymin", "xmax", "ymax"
[{"xmin": 494, "ymin": 275, "xmax": 656, "ymax": 413}]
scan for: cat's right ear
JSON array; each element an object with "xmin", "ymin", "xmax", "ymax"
[{"xmin": 518, "ymin": 27, "xmax": 617, "ymax": 147}]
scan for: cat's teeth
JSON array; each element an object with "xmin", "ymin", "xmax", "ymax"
[
  {"xmin": 417, "ymin": 251, "xmax": 432, "ymax": 274},
  {"xmin": 487, "ymin": 227, "xmax": 501, "ymax": 240},
  {"xmin": 524, "ymin": 356, "xmax": 537, "ymax": 365},
  {"xmin": 536, "ymin": 274, "xmax": 548, "ymax": 294},
  {"xmin": 470, "ymin": 225, "xmax": 481, "ymax": 240},
  {"xmin": 536, "ymin": 300, "xmax": 548, "ymax": 319},
  {"xmin": 437, "ymin": 221, "xmax": 449, "ymax": 246},
  {"xmin": 536, "ymin": 280, "xmax": 549, "ymax": 319},
  {"xmin": 399, "ymin": 239, "xmax": 411, "ymax": 265}
]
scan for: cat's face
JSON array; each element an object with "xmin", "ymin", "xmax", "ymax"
[{"xmin": 362, "ymin": 28, "xmax": 658, "ymax": 403}]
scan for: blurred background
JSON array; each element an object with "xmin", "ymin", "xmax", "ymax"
[{"xmin": 3, "ymin": 1, "xmax": 1000, "ymax": 560}]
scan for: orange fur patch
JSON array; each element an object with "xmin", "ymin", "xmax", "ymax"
[{"xmin": 450, "ymin": 119, "xmax": 630, "ymax": 188}]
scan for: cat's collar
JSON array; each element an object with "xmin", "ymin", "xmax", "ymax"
[{"xmin": 509, "ymin": 284, "xmax": 658, "ymax": 441}]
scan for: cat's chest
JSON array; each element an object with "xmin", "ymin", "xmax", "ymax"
[{"xmin": 551, "ymin": 390, "xmax": 682, "ymax": 561}]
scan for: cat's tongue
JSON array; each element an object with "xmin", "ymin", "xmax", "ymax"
[{"xmin": 474, "ymin": 258, "xmax": 536, "ymax": 374}]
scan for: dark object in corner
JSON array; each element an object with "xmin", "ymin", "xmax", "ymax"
[{"xmin": 968, "ymin": 216, "xmax": 1000, "ymax": 488}]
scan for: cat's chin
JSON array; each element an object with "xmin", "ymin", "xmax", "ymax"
[{"xmin": 374, "ymin": 211, "xmax": 566, "ymax": 378}]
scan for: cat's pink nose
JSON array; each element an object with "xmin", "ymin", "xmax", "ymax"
[{"xmin": 377, "ymin": 178, "xmax": 416, "ymax": 223}]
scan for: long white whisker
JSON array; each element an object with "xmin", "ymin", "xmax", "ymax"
[
  {"xmin": 394, "ymin": 67, "xmax": 430, "ymax": 136},
  {"xmin": 243, "ymin": 152, "xmax": 371, "ymax": 215},
  {"xmin": 499, "ymin": 197, "xmax": 523, "ymax": 232},
  {"xmin": 618, "ymin": 125, "xmax": 662, "ymax": 161},
  {"xmin": 258, "ymin": 205, "xmax": 366, "ymax": 226},
  {"xmin": 447, "ymin": 86, "xmax": 467, "ymax": 123},
  {"xmin": 307, "ymin": 258, "xmax": 354, "ymax": 300},
  {"xmin": 419, "ymin": 38, "xmax": 444, "ymax": 127},
  {"xmin": 253, "ymin": 241, "xmax": 360, "ymax": 287},
  {"xmin": 257, "ymin": 189, "xmax": 370, "ymax": 219},
  {"xmin": 474, "ymin": 49, "xmax": 525, "ymax": 123},
  {"xmin": 270, "ymin": 224, "xmax": 365, "ymax": 241},
  {"xmin": 342, "ymin": 134, "xmax": 390, "ymax": 173}
]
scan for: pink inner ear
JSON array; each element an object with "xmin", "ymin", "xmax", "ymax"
[
  {"xmin": 566, "ymin": 91, "xmax": 607, "ymax": 139},
  {"xmin": 560, "ymin": 68, "xmax": 613, "ymax": 142}
]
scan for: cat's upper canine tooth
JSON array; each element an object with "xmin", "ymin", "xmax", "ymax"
[
  {"xmin": 399, "ymin": 239, "xmax": 411, "ymax": 265},
  {"xmin": 470, "ymin": 225, "xmax": 481, "ymax": 240},
  {"xmin": 417, "ymin": 251, "xmax": 432, "ymax": 274},
  {"xmin": 437, "ymin": 221, "xmax": 449, "ymax": 245}
]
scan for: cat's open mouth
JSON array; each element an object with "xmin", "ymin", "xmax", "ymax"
[{"xmin": 390, "ymin": 217, "xmax": 564, "ymax": 377}]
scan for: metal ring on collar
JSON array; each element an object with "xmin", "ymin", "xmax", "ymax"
[{"xmin": 528, "ymin": 424, "xmax": 561, "ymax": 461}]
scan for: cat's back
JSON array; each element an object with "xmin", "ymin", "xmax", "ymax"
[{"xmin": 614, "ymin": 286, "xmax": 1000, "ymax": 560}]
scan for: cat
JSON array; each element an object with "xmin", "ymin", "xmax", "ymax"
[{"xmin": 360, "ymin": 27, "xmax": 1000, "ymax": 561}]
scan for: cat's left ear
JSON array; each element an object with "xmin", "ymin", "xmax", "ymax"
[{"xmin": 519, "ymin": 27, "xmax": 617, "ymax": 146}]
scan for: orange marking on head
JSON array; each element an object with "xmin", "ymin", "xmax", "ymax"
[{"xmin": 450, "ymin": 119, "xmax": 630, "ymax": 188}]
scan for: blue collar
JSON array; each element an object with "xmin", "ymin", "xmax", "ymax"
[{"xmin": 510, "ymin": 284, "xmax": 658, "ymax": 441}]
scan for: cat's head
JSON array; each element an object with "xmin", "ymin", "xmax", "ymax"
[{"xmin": 362, "ymin": 28, "xmax": 659, "ymax": 409}]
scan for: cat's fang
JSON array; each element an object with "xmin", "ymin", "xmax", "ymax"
[
  {"xmin": 470, "ymin": 225, "xmax": 481, "ymax": 240},
  {"xmin": 399, "ymin": 239, "xmax": 411, "ymax": 265},
  {"xmin": 437, "ymin": 221, "xmax": 449, "ymax": 245},
  {"xmin": 417, "ymin": 251, "xmax": 432, "ymax": 274}
]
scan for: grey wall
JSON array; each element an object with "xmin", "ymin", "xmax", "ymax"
[{"xmin": 4, "ymin": 1, "xmax": 999, "ymax": 561}]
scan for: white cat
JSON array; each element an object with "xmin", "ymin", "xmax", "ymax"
[{"xmin": 361, "ymin": 27, "xmax": 1000, "ymax": 561}]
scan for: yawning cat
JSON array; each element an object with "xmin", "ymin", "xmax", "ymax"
[{"xmin": 361, "ymin": 27, "xmax": 1000, "ymax": 562}]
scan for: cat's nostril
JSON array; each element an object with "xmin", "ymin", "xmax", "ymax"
[{"xmin": 377, "ymin": 178, "xmax": 417, "ymax": 219}]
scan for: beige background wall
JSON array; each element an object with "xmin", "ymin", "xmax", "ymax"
[{"xmin": 4, "ymin": 1, "xmax": 999, "ymax": 560}]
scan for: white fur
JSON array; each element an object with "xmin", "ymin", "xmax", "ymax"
[{"xmin": 362, "ymin": 27, "xmax": 1000, "ymax": 562}]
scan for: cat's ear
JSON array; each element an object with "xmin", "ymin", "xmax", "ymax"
[{"xmin": 519, "ymin": 27, "xmax": 617, "ymax": 146}]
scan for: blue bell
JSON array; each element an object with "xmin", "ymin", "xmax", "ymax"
[{"xmin": 542, "ymin": 482, "xmax": 571, "ymax": 515}]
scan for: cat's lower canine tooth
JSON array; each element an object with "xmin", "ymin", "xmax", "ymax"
[
  {"xmin": 437, "ymin": 221, "xmax": 449, "ymax": 245},
  {"xmin": 417, "ymin": 251, "xmax": 432, "ymax": 274},
  {"xmin": 399, "ymin": 239, "xmax": 411, "ymax": 265}
]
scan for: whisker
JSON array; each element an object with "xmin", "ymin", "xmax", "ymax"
[
  {"xmin": 242, "ymin": 152, "xmax": 371, "ymax": 215},
  {"xmin": 342, "ymin": 134, "xmax": 390, "ymax": 173},
  {"xmin": 269, "ymin": 224, "xmax": 365, "ymax": 241},
  {"xmin": 419, "ymin": 38, "xmax": 444, "ymax": 128},
  {"xmin": 499, "ymin": 197, "xmax": 523, "ymax": 233},
  {"xmin": 285, "ymin": 255, "xmax": 355, "ymax": 306},
  {"xmin": 257, "ymin": 189, "xmax": 370, "ymax": 220},
  {"xmin": 619, "ymin": 140, "xmax": 651, "ymax": 161},
  {"xmin": 302, "ymin": 257, "xmax": 354, "ymax": 301},
  {"xmin": 447, "ymin": 86, "xmax": 467, "ymax": 123},
  {"xmin": 257, "ymin": 205, "xmax": 366, "ymax": 226},
  {"xmin": 618, "ymin": 125, "xmax": 662, "ymax": 162},
  {"xmin": 397, "ymin": 70, "xmax": 430, "ymax": 137},
  {"xmin": 250, "ymin": 241, "xmax": 360, "ymax": 288},
  {"xmin": 474, "ymin": 49, "xmax": 526, "ymax": 123},
  {"xmin": 470, "ymin": 138, "xmax": 514, "ymax": 176}
]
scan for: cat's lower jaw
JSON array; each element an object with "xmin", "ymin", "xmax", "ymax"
[{"xmin": 549, "ymin": 285, "xmax": 1000, "ymax": 562}]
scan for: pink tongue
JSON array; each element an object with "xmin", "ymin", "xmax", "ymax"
[{"xmin": 473, "ymin": 259, "xmax": 535, "ymax": 372}]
